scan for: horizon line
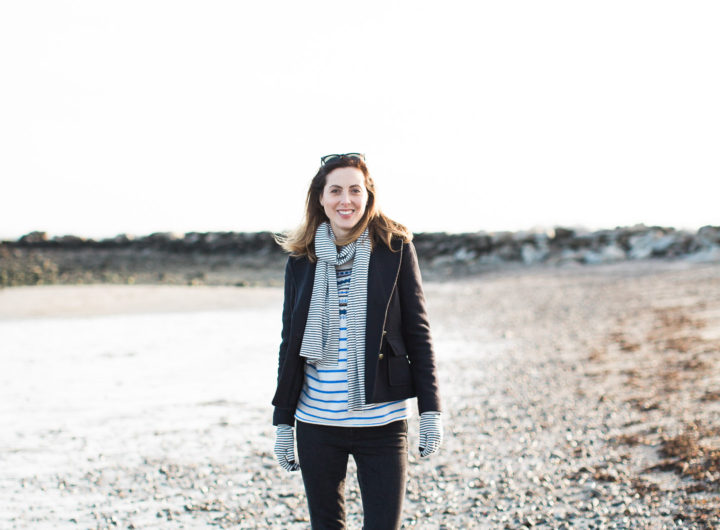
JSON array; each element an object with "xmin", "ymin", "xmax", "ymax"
[{"xmin": 2, "ymin": 222, "xmax": 718, "ymax": 242}]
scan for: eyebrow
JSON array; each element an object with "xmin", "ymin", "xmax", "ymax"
[{"xmin": 328, "ymin": 184, "xmax": 362, "ymax": 189}]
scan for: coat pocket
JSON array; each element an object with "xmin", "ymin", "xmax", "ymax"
[{"xmin": 385, "ymin": 336, "xmax": 412, "ymax": 387}]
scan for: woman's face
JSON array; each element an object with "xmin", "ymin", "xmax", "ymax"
[{"xmin": 320, "ymin": 167, "xmax": 369, "ymax": 240}]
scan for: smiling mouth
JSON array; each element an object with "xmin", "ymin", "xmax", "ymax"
[{"xmin": 337, "ymin": 210, "xmax": 354, "ymax": 215}]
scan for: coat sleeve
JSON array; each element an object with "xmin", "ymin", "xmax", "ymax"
[
  {"xmin": 272, "ymin": 256, "xmax": 297, "ymax": 426},
  {"xmin": 398, "ymin": 241, "xmax": 442, "ymax": 414}
]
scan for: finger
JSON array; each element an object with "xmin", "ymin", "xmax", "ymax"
[
  {"xmin": 284, "ymin": 447, "xmax": 299, "ymax": 468},
  {"xmin": 420, "ymin": 441, "xmax": 439, "ymax": 457}
]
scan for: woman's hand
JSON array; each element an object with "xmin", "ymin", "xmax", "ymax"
[
  {"xmin": 274, "ymin": 424, "xmax": 300, "ymax": 472},
  {"xmin": 419, "ymin": 411, "xmax": 442, "ymax": 457}
]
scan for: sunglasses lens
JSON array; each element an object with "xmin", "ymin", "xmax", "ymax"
[
  {"xmin": 321, "ymin": 154, "xmax": 341, "ymax": 165},
  {"xmin": 321, "ymin": 153, "xmax": 366, "ymax": 165}
]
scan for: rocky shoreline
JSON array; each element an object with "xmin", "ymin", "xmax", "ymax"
[{"xmin": 1, "ymin": 225, "xmax": 719, "ymax": 288}]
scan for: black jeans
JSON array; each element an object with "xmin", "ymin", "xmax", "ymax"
[{"xmin": 296, "ymin": 419, "xmax": 408, "ymax": 530}]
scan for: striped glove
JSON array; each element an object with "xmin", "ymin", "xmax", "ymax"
[
  {"xmin": 419, "ymin": 411, "xmax": 442, "ymax": 458},
  {"xmin": 274, "ymin": 424, "xmax": 300, "ymax": 472}
]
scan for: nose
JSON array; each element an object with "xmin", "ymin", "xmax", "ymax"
[{"xmin": 339, "ymin": 191, "xmax": 351, "ymax": 204}]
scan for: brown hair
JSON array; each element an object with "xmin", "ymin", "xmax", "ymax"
[{"xmin": 276, "ymin": 156, "xmax": 412, "ymax": 260}]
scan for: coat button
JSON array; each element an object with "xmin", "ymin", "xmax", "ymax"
[
  {"xmin": 378, "ymin": 353, "xmax": 384, "ymax": 360},
  {"xmin": 382, "ymin": 330, "xmax": 387, "ymax": 336}
]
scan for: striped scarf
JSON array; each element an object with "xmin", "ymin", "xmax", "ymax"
[{"xmin": 299, "ymin": 222, "xmax": 371, "ymax": 411}]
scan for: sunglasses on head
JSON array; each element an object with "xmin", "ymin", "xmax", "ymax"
[{"xmin": 320, "ymin": 153, "xmax": 366, "ymax": 165}]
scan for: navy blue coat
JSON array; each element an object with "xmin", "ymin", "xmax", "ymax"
[{"xmin": 271, "ymin": 238, "xmax": 442, "ymax": 426}]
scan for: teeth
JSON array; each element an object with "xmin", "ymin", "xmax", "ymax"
[{"xmin": 338, "ymin": 210, "xmax": 353, "ymax": 214}]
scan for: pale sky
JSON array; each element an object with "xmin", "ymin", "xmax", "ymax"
[{"xmin": 1, "ymin": 1, "xmax": 718, "ymax": 240}]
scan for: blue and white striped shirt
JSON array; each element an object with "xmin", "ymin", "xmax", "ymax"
[{"xmin": 295, "ymin": 263, "xmax": 408, "ymax": 427}]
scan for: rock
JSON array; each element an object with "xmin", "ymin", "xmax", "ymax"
[
  {"xmin": 583, "ymin": 245, "xmax": 626, "ymax": 264},
  {"xmin": 453, "ymin": 247, "xmax": 477, "ymax": 262},
  {"xmin": 551, "ymin": 227, "xmax": 576, "ymax": 241},
  {"xmin": 103, "ymin": 234, "xmax": 135, "ymax": 246},
  {"xmin": 18, "ymin": 231, "xmax": 48, "ymax": 244},
  {"xmin": 696, "ymin": 225, "xmax": 720, "ymax": 246},
  {"xmin": 627, "ymin": 228, "xmax": 678, "ymax": 259},
  {"xmin": 521, "ymin": 243, "xmax": 548, "ymax": 265},
  {"xmin": 51, "ymin": 235, "xmax": 87, "ymax": 248},
  {"xmin": 686, "ymin": 246, "xmax": 720, "ymax": 263}
]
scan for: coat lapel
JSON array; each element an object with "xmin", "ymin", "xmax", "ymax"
[
  {"xmin": 364, "ymin": 240, "xmax": 403, "ymax": 398},
  {"xmin": 366, "ymin": 241, "xmax": 402, "ymax": 337},
  {"xmin": 290, "ymin": 257, "xmax": 315, "ymax": 342}
]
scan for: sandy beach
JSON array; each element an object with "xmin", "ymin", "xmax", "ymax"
[{"xmin": 1, "ymin": 259, "xmax": 719, "ymax": 528}]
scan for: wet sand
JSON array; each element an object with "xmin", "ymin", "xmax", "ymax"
[{"xmin": 1, "ymin": 260, "xmax": 719, "ymax": 528}]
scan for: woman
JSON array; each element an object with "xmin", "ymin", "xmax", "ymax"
[{"xmin": 271, "ymin": 153, "xmax": 442, "ymax": 529}]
